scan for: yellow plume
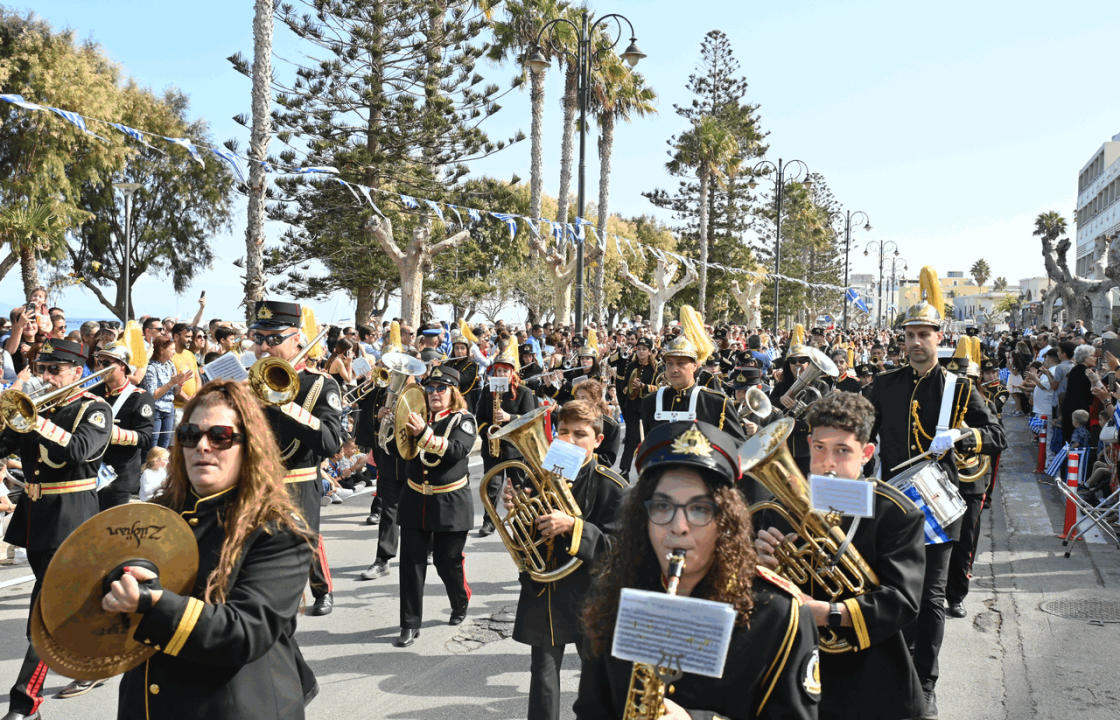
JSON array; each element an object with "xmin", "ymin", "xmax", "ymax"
[
  {"xmin": 919, "ymin": 266, "xmax": 945, "ymax": 319},
  {"xmin": 301, "ymin": 307, "xmax": 324, "ymax": 360},
  {"xmin": 122, "ymin": 320, "xmax": 148, "ymax": 371},
  {"xmin": 385, "ymin": 321, "xmax": 402, "ymax": 353},
  {"xmin": 679, "ymin": 305, "xmax": 715, "ymax": 364},
  {"xmin": 791, "ymin": 323, "xmax": 805, "ymax": 347},
  {"xmin": 847, "ymin": 347, "xmax": 854, "ymax": 368},
  {"xmin": 459, "ymin": 319, "xmax": 478, "ymax": 344},
  {"xmin": 951, "ymin": 339, "xmax": 970, "ymax": 359},
  {"xmin": 587, "ymin": 328, "xmax": 598, "ymax": 351},
  {"xmin": 970, "ymin": 336, "xmax": 983, "ymax": 366}
]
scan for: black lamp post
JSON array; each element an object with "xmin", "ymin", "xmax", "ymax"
[
  {"xmin": 887, "ymin": 255, "xmax": 908, "ymax": 327},
  {"xmin": 835, "ymin": 209, "xmax": 871, "ymax": 331},
  {"xmin": 864, "ymin": 239, "xmax": 899, "ymax": 329},
  {"xmin": 748, "ymin": 158, "xmax": 811, "ymax": 337},
  {"xmin": 528, "ymin": 11, "xmax": 646, "ymax": 339},
  {"xmin": 113, "ymin": 182, "xmax": 143, "ymax": 322}
]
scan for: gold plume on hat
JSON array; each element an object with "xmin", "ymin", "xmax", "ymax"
[
  {"xmin": 679, "ymin": 305, "xmax": 715, "ymax": 364},
  {"xmin": 494, "ymin": 340, "xmax": 519, "ymax": 372},
  {"xmin": 300, "ymin": 307, "xmax": 324, "ymax": 360},
  {"xmin": 791, "ymin": 323, "xmax": 805, "ymax": 347},
  {"xmin": 383, "ymin": 321, "xmax": 403, "ymax": 354},
  {"xmin": 122, "ymin": 320, "xmax": 147, "ymax": 371},
  {"xmin": 587, "ymin": 328, "xmax": 598, "ymax": 351},
  {"xmin": 459, "ymin": 319, "xmax": 478, "ymax": 344},
  {"xmin": 919, "ymin": 267, "xmax": 944, "ymax": 319}
]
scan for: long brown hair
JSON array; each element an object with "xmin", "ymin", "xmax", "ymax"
[
  {"xmin": 158, "ymin": 379, "xmax": 309, "ymax": 602},
  {"xmin": 582, "ymin": 467, "xmax": 758, "ymax": 655}
]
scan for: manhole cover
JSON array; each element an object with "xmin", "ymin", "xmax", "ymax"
[{"xmin": 1039, "ymin": 599, "xmax": 1120, "ymax": 622}]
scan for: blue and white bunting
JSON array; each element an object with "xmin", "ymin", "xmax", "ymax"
[
  {"xmin": 210, "ymin": 146, "xmax": 245, "ymax": 183},
  {"xmin": 0, "ymin": 94, "xmax": 43, "ymax": 111},
  {"xmin": 355, "ymin": 185, "xmax": 386, "ymax": 218},
  {"xmin": 466, "ymin": 207, "xmax": 482, "ymax": 223},
  {"xmin": 164, "ymin": 137, "xmax": 205, "ymax": 167},
  {"xmin": 490, "ymin": 212, "xmax": 518, "ymax": 240},
  {"xmin": 423, "ymin": 199, "xmax": 445, "ymax": 222},
  {"xmin": 399, "ymin": 194, "xmax": 420, "ymax": 209}
]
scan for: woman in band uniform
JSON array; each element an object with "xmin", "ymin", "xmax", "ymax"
[{"xmin": 101, "ymin": 380, "xmax": 316, "ymax": 720}]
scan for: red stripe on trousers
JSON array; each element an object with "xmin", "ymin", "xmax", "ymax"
[
  {"xmin": 461, "ymin": 554, "xmax": 471, "ymax": 602},
  {"xmin": 317, "ymin": 535, "xmax": 333, "ymax": 592},
  {"xmin": 28, "ymin": 661, "xmax": 47, "ymax": 713}
]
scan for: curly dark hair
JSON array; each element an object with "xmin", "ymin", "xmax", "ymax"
[
  {"xmin": 804, "ymin": 391, "xmax": 875, "ymax": 443},
  {"xmin": 582, "ymin": 466, "xmax": 758, "ymax": 656}
]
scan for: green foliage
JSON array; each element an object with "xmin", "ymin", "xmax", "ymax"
[{"xmin": 970, "ymin": 258, "xmax": 991, "ymax": 288}]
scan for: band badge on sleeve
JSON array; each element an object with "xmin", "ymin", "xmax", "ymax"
[
  {"xmin": 326, "ymin": 392, "xmax": 341, "ymax": 411},
  {"xmin": 88, "ymin": 411, "xmax": 107, "ymax": 429},
  {"xmin": 459, "ymin": 418, "xmax": 474, "ymax": 436},
  {"xmin": 800, "ymin": 647, "xmax": 821, "ymax": 702},
  {"xmin": 140, "ymin": 404, "xmax": 153, "ymax": 418}
]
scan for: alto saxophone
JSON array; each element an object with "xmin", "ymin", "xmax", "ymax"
[
  {"xmin": 623, "ymin": 549, "xmax": 687, "ymax": 720},
  {"xmin": 488, "ymin": 386, "xmax": 502, "ymax": 456}
]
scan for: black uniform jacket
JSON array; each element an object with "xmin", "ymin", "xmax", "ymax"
[
  {"xmin": 598, "ymin": 416, "xmax": 621, "ymax": 467},
  {"xmin": 696, "ymin": 369, "xmax": 725, "ymax": 393},
  {"xmin": 97, "ymin": 382, "xmax": 156, "ymax": 494},
  {"xmin": 865, "ymin": 364, "xmax": 1006, "ymax": 540},
  {"xmin": 607, "ymin": 349, "xmax": 629, "ymax": 399},
  {"xmin": 353, "ymin": 382, "xmax": 380, "ymax": 450},
  {"xmin": 1, "ymin": 390, "xmax": 112, "ymax": 552},
  {"xmin": 265, "ymin": 367, "xmax": 343, "ymax": 530},
  {"xmin": 513, "ymin": 457, "xmax": 626, "ymax": 647},
  {"xmin": 758, "ymin": 482, "xmax": 926, "ymax": 720},
  {"xmin": 835, "ymin": 376, "xmax": 862, "ymax": 394},
  {"xmin": 640, "ymin": 383, "xmax": 747, "ymax": 442},
  {"xmin": 120, "ymin": 487, "xmax": 314, "ymax": 720},
  {"xmin": 620, "ymin": 359, "xmax": 659, "ymax": 412},
  {"xmin": 445, "ymin": 355, "xmax": 480, "ymax": 397},
  {"xmin": 475, "ymin": 384, "xmax": 537, "ymax": 462},
  {"xmin": 574, "ymin": 568, "xmax": 821, "ymax": 720},
  {"xmin": 398, "ymin": 409, "xmax": 478, "ymax": 532}
]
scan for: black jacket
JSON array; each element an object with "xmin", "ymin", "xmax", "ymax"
[
  {"xmin": 475, "ymin": 384, "xmax": 537, "ymax": 463},
  {"xmin": 620, "ymin": 359, "xmax": 659, "ymax": 415},
  {"xmin": 513, "ymin": 458, "xmax": 627, "ymax": 647},
  {"xmin": 398, "ymin": 409, "xmax": 477, "ymax": 532},
  {"xmin": 641, "ymin": 384, "xmax": 747, "ymax": 442},
  {"xmin": 598, "ymin": 416, "xmax": 621, "ymax": 468},
  {"xmin": 119, "ymin": 488, "xmax": 314, "ymax": 719},
  {"xmin": 96, "ymin": 382, "xmax": 156, "ymax": 494}
]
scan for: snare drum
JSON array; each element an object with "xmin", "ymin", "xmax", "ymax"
[{"xmin": 888, "ymin": 460, "xmax": 966, "ymax": 544}]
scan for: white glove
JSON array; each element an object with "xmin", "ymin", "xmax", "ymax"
[{"xmin": 929, "ymin": 428, "xmax": 964, "ymax": 455}]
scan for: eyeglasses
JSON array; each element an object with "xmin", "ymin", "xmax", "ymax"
[
  {"xmin": 643, "ymin": 498, "xmax": 718, "ymax": 527},
  {"xmin": 176, "ymin": 423, "xmax": 243, "ymax": 450},
  {"xmin": 251, "ymin": 330, "xmax": 297, "ymax": 347},
  {"xmin": 40, "ymin": 364, "xmax": 67, "ymax": 375},
  {"xmin": 423, "ymin": 384, "xmax": 450, "ymax": 394},
  {"xmin": 789, "ymin": 357, "xmax": 809, "ymax": 365}
]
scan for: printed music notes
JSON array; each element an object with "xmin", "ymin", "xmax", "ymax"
[{"xmin": 611, "ymin": 589, "xmax": 735, "ymax": 678}]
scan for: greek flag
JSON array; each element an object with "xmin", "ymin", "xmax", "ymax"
[
  {"xmin": 846, "ymin": 288, "xmax": 870, "ymax": 314},
  {"xmin": 999, "ymin": 368, "xmax": 1010, "ymax": 384},
  {"xmin": 490, "ymin": 212, "xmax": 518, "ymax": 240},
  {"xmin": 210, "ymin": 147, "xmax": 245, "ymax": 183},
  {"xmin": 898, "ymin": 485, "xmax": 952, "ymax": 544},
  {"xmin": 1046, "ymin": 444, "xmax": 1090, "ymax": 485},
  {"xmin": 399, "ymin": 194, "xmax": 419, "ymax": 209},
  {"xmin": 1028, "ymin": 414, "xmax": 1047, "ymax": 434},
  {"xmin": 110, "ymin": 122, "xmax": 155, "ymax": 149},
  {"xmin": 423, "ymin": 199, "xmax": 445, "ymax": 222},
  {"xmin": 164, "ymin": 137, "xmax": 205, "ymax": 167},
  {"xmin": 466, "ymin": 207, "xmax": 482, "ymax": 223},
  {"xmin": 0, "ymin": 94, "xmax": 44, "ymax": 111},
  {"xmin": 292, "ymin": 166, "xmax": 338, "ymax": 174}
]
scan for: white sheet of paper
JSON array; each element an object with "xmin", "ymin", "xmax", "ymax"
[
  {"xmin": 489, "ymin": 376, "xmax": 510, "ymax": 392},
  {"xmin": 809, "ymin": 474, "xmax": 874, "ymax": 518},
  {"xmin": 205, "ymin": 352, "xmax": 249, "ymax": 382},
  {"xmin": 351, "ymin": 356, "xmax": 372, "ymax": 379},
  {"xmin": 241, "ymin": 351, "xmax": 257, "ymax": 369},
  {"xmin": 541, "ymin": 438, "xmax": 587, "ymax": 482},
  {"xmin": 611, "ymin": 588, "xmax": 735, "ymax": 678}
]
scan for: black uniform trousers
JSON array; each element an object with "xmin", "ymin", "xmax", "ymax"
[
  {"xmin": 529, "ymin": 641, "xmax": 588, "ymax": 720},
  {"xmin": 617, "ymin": 404, "xmax": 642, "ymax": 477},
  {"xmin": 374, "ymin": 452, "xmax": 404, "ymax": 564},
  {"xmin": 481, "ymin": 454, "xmax": 527, "ymax": 528},
  {"xmin": 97, "ymin": 483, "xmax": 132, "ymax": 511},
  {"xmin": 905, "ymin": 541, "xmax": 953, "ymax": 692},
  {"xmin": 398, "ymin": 528, "xmax": 469, "ymax": 629},
  {"xmin": 10, "ymin": 550, "xmax": 53, "ymax": 716},
  {"xmin": 947, "ymin": 491, "xmax": 986, "ymax": 605}
]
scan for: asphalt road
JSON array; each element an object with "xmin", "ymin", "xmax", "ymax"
[{"xmin": 0, "ymin": 414, "xmax": 1117, "ymax": 718}]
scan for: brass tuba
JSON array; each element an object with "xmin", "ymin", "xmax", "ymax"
[
  {"xmin": 781, "ymin": 346, "xmax": 838, "ymax": 417},
  {"xmin": 740, "ymin": 418, "xmax": 879, "ymax": 654},
  {"xmin": 0, "ymin": 367, "xmax": 113, "ymax": 432},
  {"xmin": 247, "ymin": 327, "xmax": 330, "ymax": 406},
  {"xmin": 479, "ymin": 405, "xmax": 583, "ymax": 583},
  {"xmin": 376, "ymin": 352, "xmax": 428, "ymax": 453}
]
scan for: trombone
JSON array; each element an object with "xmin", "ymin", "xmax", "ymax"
[
  {"xmin": 0, "ymin": 367, "xmax": 113, "ymax": 433},
  {"xmin": 247, "ymin": 327, "xmax": 330, "ymax": 406},
  {"xmin": 343, "ymin": 367, "xmax": 390, "ymax": 405}
]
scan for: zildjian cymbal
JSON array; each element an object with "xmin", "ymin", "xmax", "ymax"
[
  {"xmin": 394, "ymin": 384, "xmax": 427, "ymax": 460},
  {"xmin": 31, "ymin": 503, "xmax": 198, "ymax": 681}
]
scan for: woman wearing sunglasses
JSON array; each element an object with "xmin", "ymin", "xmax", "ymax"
[
  {"xmin": 576, "ymin": 421, "xmax": 820, "ymax": 720},
  {"xmin": 393, "ymin": 364, "xmax": 478, "ymax": 647},
  {"xmin": 101, "ymin": 379, "xmax": 317, "ymax": 719}
]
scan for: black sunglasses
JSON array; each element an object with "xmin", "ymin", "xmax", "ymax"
[
  {"xmin": 40, "ymin": 364, "xmax": 67, "ymax": 375},
  {"xmin": 423, "ymin": 384, "xmax": 450, "ymax": 394},
  {"xmin": 177, "ymin": 423, "xmax": 243, "ymax": 450},
  {"xmin": 251, "ymin": 330, "xmax": 297, "ymax": 347}
]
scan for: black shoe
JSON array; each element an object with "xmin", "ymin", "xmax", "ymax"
[
  {"xmin": 947, "ymin": 602, "xmax": 967, "ymax": 619},
  {"xmin": 394, "ymin": 627, "xmax": 420, "ymax": 647},
  {"xmin": 364, "ymin": 513, "xmax": 380, "ymax": 526},
  {"xmin": 58, "ymin": 677, "xmax": 104, "ymax": 698},
  {"xmin": 449, "ymin": 608, "xmax": 468, "ymax": 625},
  {"xmin": 2, "ymin": 713, "xmax": 42, "ymax": 720},
  {"xmin": 921, "ymin": 689, "xmax": 938, "ymax": 719},
  {"xmin": 478, "ymin": 521, "xmax": 494, "ymax": 537},
  {"xmin": 360, "ymin": 560, "xmax": 389, "ymax": 580},
  {"xmin": 309, "ymin": 592, "xmax": 333, "ymax": 616}
]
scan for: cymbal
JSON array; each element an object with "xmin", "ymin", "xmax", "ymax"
[
  {"xmin": 33, "ymin": 503, "xmax": 199, "ymax": 680},
  {"xmin": 394, "ymin": 384, "xmax": 426, "ymax": 460}
]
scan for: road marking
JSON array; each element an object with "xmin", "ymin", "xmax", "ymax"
[{"xmin": 0, "ymin": 574, "xmax": 35, "ymax": 590}]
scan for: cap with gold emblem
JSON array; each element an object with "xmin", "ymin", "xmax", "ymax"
[
  {"xmin": 578, "ymin": 345, "xmax": 599, "ymax": 360},
  {"xmin": 39, "ymin": 339, "xmax": 86, "ymax": 365},
  {"xmin": 96, "ymin": 343, "xmax": 133, "ymax": 371},
  {"xmin": 249, "ymin": 300, "xmax": 302, "ymax": 330},
  {"xmin": 634, "ymin": 421, "xmax": 742, "ymax": 485},
  {"xmin": 728, "ymin": 366, "xmax": 762, "ymax": 389},
  {"xmin": 661, "ymin": 334, "xmax": 698, "ymax": 361},
  {"xmin": 427, "ymin": 365, "xmax": 460, "ymax": 387}
]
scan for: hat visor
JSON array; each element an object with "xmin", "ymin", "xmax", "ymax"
[{"xmin": 248, "ymin": 319, "xmax": 296, "ymax": 330}]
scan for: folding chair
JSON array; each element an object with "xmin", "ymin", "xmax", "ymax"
[{"xmin": 1054, "ymin": 445, "xmax": 1120, "ymax": 557}]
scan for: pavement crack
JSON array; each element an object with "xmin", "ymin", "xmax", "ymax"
[{"xmin": 445, "ymin": 604, "xmax": 516, "ymax": 654}]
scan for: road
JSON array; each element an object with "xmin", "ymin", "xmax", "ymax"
[{"xmin": 0, "ymin": 412, "xmax": 1117, "ymax": 718}]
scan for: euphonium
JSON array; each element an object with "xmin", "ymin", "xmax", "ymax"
[
  {"xmin": 248, "ymin": 327, "xmax": 330, "ymax": 406},
  {"xmin": 0, "ymin": 366, "xmax": 113, "ymax": 433},
  {"xmin": 740, "ymin": 418, "xmax": 879, "ymax": 654},
  {"xmin": 376, "ymin": 352, "xmax": 428, "ymax": 453},
  {"xmin": 479, "ymin": 405, "xmax": 583, "ymax": 583},
  {"xmin": 740, "ymin": 387, "xmax": 772, "ymax": 424},
  {"xmin": 781, "ymin": 346, "xmax": 838, "ymax": 417},
  {"xmin": 623, "ymin": 549, "xmax": 687, "ymax": 720}
]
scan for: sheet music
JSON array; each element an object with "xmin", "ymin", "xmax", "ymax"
[
  {"xmin": 489, "ymin": 376, "xmax": 510, "ymax": 392},
  {"xmin": 611, "ymin": 588, "xmax": 735, "ymax": 678},
  {"xmin": 541, "ymin": 438, "xmax": 587, "ymax": 482},
  {"xmin": 809, "ymin": 474, "xmax": 875, "ymax": 518},
  {"xmin": 351, "ymin": 356, "xmax": 372, "ymax": 378},
  {"xmin": 204, "ymin": 352, "xmax": 249, "ymax": 382}
]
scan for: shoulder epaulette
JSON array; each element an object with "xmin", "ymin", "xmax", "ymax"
[
  {"xmin": 756, "ymin": 566, "xmax": 803, "ymax": 600},
  {"xmin": 594, "ymin": 464, "xmax": 628, "ymax": 488},
  {"xmin": 699, "ymin": 385, "xmax": 725, "ymax": 395},
  {"xmin": 303, "ymin": 366, "xmax": 326, "ymax": 375}
]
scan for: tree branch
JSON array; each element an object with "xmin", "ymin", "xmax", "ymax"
[{"xmin": 364, "ymin": 214, "xmax": 403, "ymax": 262}]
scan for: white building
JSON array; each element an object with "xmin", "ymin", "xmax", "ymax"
[{"xmin": 1075, "ymin": 133, "xmax": 1120, "ymax": 276}]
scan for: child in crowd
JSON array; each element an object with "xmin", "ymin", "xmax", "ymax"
[
  {"xmin": 1005, "ymin": 364, "xmax": 1027, "ymax": 416},
  {"xmin": 1070, "ymin": 409, "xmax": 1092, "ymax": 449},
  {"xmin": 138, "ymin": 446, "xmax": 170, "ymax": 501}
]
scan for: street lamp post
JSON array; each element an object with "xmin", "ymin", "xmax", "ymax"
[
  {"xmin": 837, "ymin": 210, "xmax": 871, "ymax": 331},
  {"xmin": 864, "ymin": 240, "xmax": 898, "ymax": 329},
  {"xmin": 748, "ymin": 158, "xmax": 811, "ymax": 336},
  {"xmin": 113, "ymin": 182, "xmax": 142, "ymax": 322},
  {"xmin": 887, "ymin": 255, "xmax": 908, "ymax": 327},
  {"xmin": 529, "ymin": 11, "xmax": 646, "ymax": 339}
]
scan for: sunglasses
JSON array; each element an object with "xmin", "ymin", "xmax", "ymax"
[
  {"xmin": 176, "ymin": 423, "xmax": 243, "ymax": 450},
  {"xmin": 789, "ymin": 357, "xmax": 810, "ymax": 365},
  {"xmin": 423, "ymin": 384, "xmax": 450, "ymax": 394},
  {"xmin": 251, "ymin": 331, "xmax": 297, "ymax": 347},
  {"xmin": 40, "ymin": 364, "xmax": 68, "ymax": 375}
]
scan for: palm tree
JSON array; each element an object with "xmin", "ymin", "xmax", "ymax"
[
  {"xmin": 243, "ymin": 0, "xmax": 273, "ymax": 322},
  {"xmin": 667, "ymin": 116, "xmax": 739, "ymax": 315},
  {"xmin": 0, "ymin": 203, "xmax": 67, "ymax": 297},
  {"xmin": 969, "ymin": 258, "xmax": 991, "ymax": 288},
  {"xmin": 993, "ymin": 276, "xmax": 1008, "ymax": 292},
  {"xmin": 590, "ymin": 57, "xmax": 656, "ymax": 325}
]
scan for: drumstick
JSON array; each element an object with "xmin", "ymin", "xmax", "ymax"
[{"xmin": 890, "ymin": 452, "xmax": 935, "ymax": 473}]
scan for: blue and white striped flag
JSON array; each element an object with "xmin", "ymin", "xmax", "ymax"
[
  {"xmin": 490, "ymin": 212, "xmax": 518, "ymax": 240},
  {"xmin": 999, "ymin": 368, "xmax": 1010, "ymax": 385},
  {"xmin": 164, "ymin": 137, "xmax": 205, "ymax": 167},
  {"xmin": 210, "ymin": 147, "xmax": 245, "ymax": 183},
  {"xmin": 1046, "ymin": 444, "xmax": 1090, "ymax": 485},
  {"xmin": 846, "ymin": 287, "xmax": 870, "ymax": 314},
  {"xmin": 466, "ymin": 207, "xmax": 482, "ymax": 223},
  {"xmin": 1045, "ymin": 443, "xmax": 1070, "ymax": 478},
  {"xmin": 292, "ymin": 166, "xmax": 338, "ymax": 174},
  {"xmin": 1028, "ymin": 414, "xmax": 1047, "ymax": 434},
  {"xmin": 110, "ymin": 122, "xmax": 156, "ymax": 149},
  {"xmin": 0, "ymin": 94, "xmax": 44, "ymax": 111},
  {"xmin": 423, "ymin": 199, "xmax": 445, "ymax": 222},
  {"xmin": 399, "ymin": 194, "xmax": 419, "ymax": 209}
]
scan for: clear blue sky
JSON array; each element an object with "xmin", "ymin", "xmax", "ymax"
[{"xmin": 8, "ymin": 0, "xmax": 1120, "ymax": 323}]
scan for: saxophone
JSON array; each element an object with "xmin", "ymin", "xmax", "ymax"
[
  {"xmin": 487, "ymin": 385, "xmax": 502, "ymax": 456},
  {"xmin": 623, "ymin": 549, "xmax": 687, "ymax": 720}
]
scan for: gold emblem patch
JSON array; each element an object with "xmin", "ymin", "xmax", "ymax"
[
  {"xmin": 801, "ymin": 647, "xmax": 821, "ymax": 701},
  {"xmin": 41, "ymin": 341, "xmax": 54, "ymax": 355},
  {"xmin": 670, "ymin": 425, "xmax": 712, "ymax": 457},
  {"xmin": 256, "ymin": 305, "xmax": 273, "ymax": 320},
  {"xmin": 88, "ymin": 411, "xmax": 107, "ymax": 429}
]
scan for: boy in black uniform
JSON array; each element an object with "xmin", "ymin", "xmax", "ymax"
[
  {"xmin": 755, "ymin": 392, "xmax": 926, "ymax": 720},
  {"xmin": 508, "ymin": 400, "xmax": 627, "ymax": 720},
  {"xmin": 640, "ymin": 335, "xmax": 746, "ymax": 442},
  {"xmin": 92, "ymin": 343, "xmax": 156, "ymax": 511},
  {"xmin": 250, "ymin": 300, "xmax": 343, "ymax": 617},
  {"xmin": 0, "ymin": 339, "xmax": 113, "ymax": 716}
]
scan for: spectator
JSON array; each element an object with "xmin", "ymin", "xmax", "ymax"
[
  {"xmin": 190, "ymin": 326, "xmax": 208, "ymax": 365},
  {"xmin": 170, "ymin": 323, "xmax": 200, "ymax": 418},
  {"xmin": 142, "ymin": 337, "xmax": 189, "ymax": 448},
  {"xmin": 1062, "ymin": 345, "xmax": 1096, "ymax": 446},
  {"xmin": 79, "ymin": 319, "xmax": 99, "ymax": 350},
  {"xmin": 1070, "ymin": 409, "xmax": 1092, "ymax": 449},
  {"xmin": 4, "ymin": 306, "xmax": 39, "ymax": 372},
  {"xmin": 214, "ymin": 326, "xmax": 243, "ymax": 357},
  {"xmin": 1006, "ymin": 364, "xmax": 1027, "ymax": 416},
  {"xmin": 138, "ymin": 446, "xmax": 170, "ymax": 501}
]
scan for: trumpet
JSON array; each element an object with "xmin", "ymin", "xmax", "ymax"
[
  {"xmin": 343, "ymin": 366, "xmax": 390, "ymax": 405},
  {"xmin": 0, "ymin": 367, "xmax": 113, "ymax": 433},
  {"xmin": 247, "ymin": 327, "xmax": 330, "ymax": 406}
]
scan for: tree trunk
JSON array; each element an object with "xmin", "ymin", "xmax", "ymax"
[
  {"xmin": 595, "ymin": 113, "xmax": 614, "ymax": 329},
  {"xmin": 243, "ymin": 0, "xmax": 273, "ymax": 322},
  {"xmin": 697, "ymin": 169, "xmax": 711, "ymax": 316},
  {"xmin": 552, "ymin": 258, "xmax": 575, "ymax": 326},
  {"xmin": 18, "ymin": 245, "xmax": 39, "ymax": 299},
  {"xmin": 0, "ymin": 251, "xmax": 20, "ymax": 285},
  {"xmin": 399, "ymin": 227, "xmax": 428, "ymax": 328},
  {"xmin": 354, "ymin": 284, "xmax": 374, "ymax": 327},
  {"xmin": 555, "ymin": 66, "xmax": 577, "ymax": 223},
  {"xmin": 529, "ymin": 68, "xmax": 545, "ymax": 222}
]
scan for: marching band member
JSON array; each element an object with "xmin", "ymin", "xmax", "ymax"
[
  {"xmin": 92, "ymin": 343, "xmax": 156, "ymax": 511},
  {"xmin": 575, "ymin": 421, "xmax": 821, "ymax": 719},
  {"xmin": 518, "ymin": 341, "xmax": 543, "ymax": 382},
  {"xmin": 509, "ymin": 400, "xmax": 626, "ymax": 720},
  {"xmin": 545, "ymin": 344, "xmax": 601, "ymax": 405},
  {"xmin": 0, "ymin": 339, "xmax": 113, "ymax": 715},
  {"xmin": 104, "ymin": 380, "xmax": 316, "ymax": 719},
  {"xmin": 445, "ymin": 328, "xmax": 481, "ymax": 412},
  {"xmin": 249, "ymin": 300, "xmax": 343, "ymax": 617},
  {"xmin": 571, "ymin": 379, "xmax": 621, "ymax": 468},
  {"xmin": 864, "ymin": 269, "xmax": 1006, "ymax": 719},
  {"xmin": 770, "ymin": 344, "xmax": 815, "ymax": 475},
  {"xmin": 475, "ymin": 345, "xmax": 538, "ymax": 537},
  {"xmin": 755, "ymin": 392, "xmax": 926, "ymax": 720},
  {"xmin": 395, "ymin": 365, "xmax": 477, "ymax": 647},
  {"xmin": 618, "ymin": 337, "xmax": 659, "ymax": 476}
]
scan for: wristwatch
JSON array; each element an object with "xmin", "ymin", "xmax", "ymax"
[{"xmin": 827, "ymin": 602, "xmax": 843, "ymax": 629}]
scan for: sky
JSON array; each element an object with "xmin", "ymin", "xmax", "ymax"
[{"xmin": 7, "ymin": 0, "xmax": 1120, "ymax": 325}]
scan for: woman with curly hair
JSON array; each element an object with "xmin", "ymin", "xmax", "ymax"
[
  {"xmin": 100, "ymin": 379, "xmax": 316, "ymax": 720},
  {"xmin": 576, "ymin": 421, "xmax": 821, "ymax": 720}
]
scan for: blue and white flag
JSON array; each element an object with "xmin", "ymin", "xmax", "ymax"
[
  {"xmin": 445, "ymin": 204, "xmax": 464, "ymax": 227},
  {"xmin": 356, "ymin": 185, "xmax": 385, "ymax": 218},
  {"xmin": 399, "ymin": 194, "xmax": 420, "ymax": 209},
  {"xmin": 423, "ymin": 199, "xmax": 445, "ymax": 222},
  {"xmin": 491, "ymin": 212, "xmax": 518, "ymax": 240},
  {"xmin": 466, "ymin": 207, "xmax": 482, "ymax": 223},
  {"xmin": 164, "ymin": 137, "xmax": 205, "ymax": 167},
  {"xmin": 1045, "ymin": 443, "xmax": 1091, "ymax": 482},
  {"xmin": 109, "ymin": 122, "xmax": 156, "ymax": 149},
  {"xmin": 0, "ymin": 94, "xmax": 44, "ymax": 111},
  {"xmin": 292, "ymin": 166, "xmax": 338, "ymax": 174},
  {"xmin": 846, "ymin": 288, "xmax": 870, "ymax": 314},
  {"xmin": 1028, "ymin": 414, "xmax": 1047, "ymax": 434},
  {"xmin": 210, "ymin": 146, "xmax": 245, "ymax": 183},
  {"xmin": 47, "ymin": 107, "xmax": 106, "ymax": 140}
]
